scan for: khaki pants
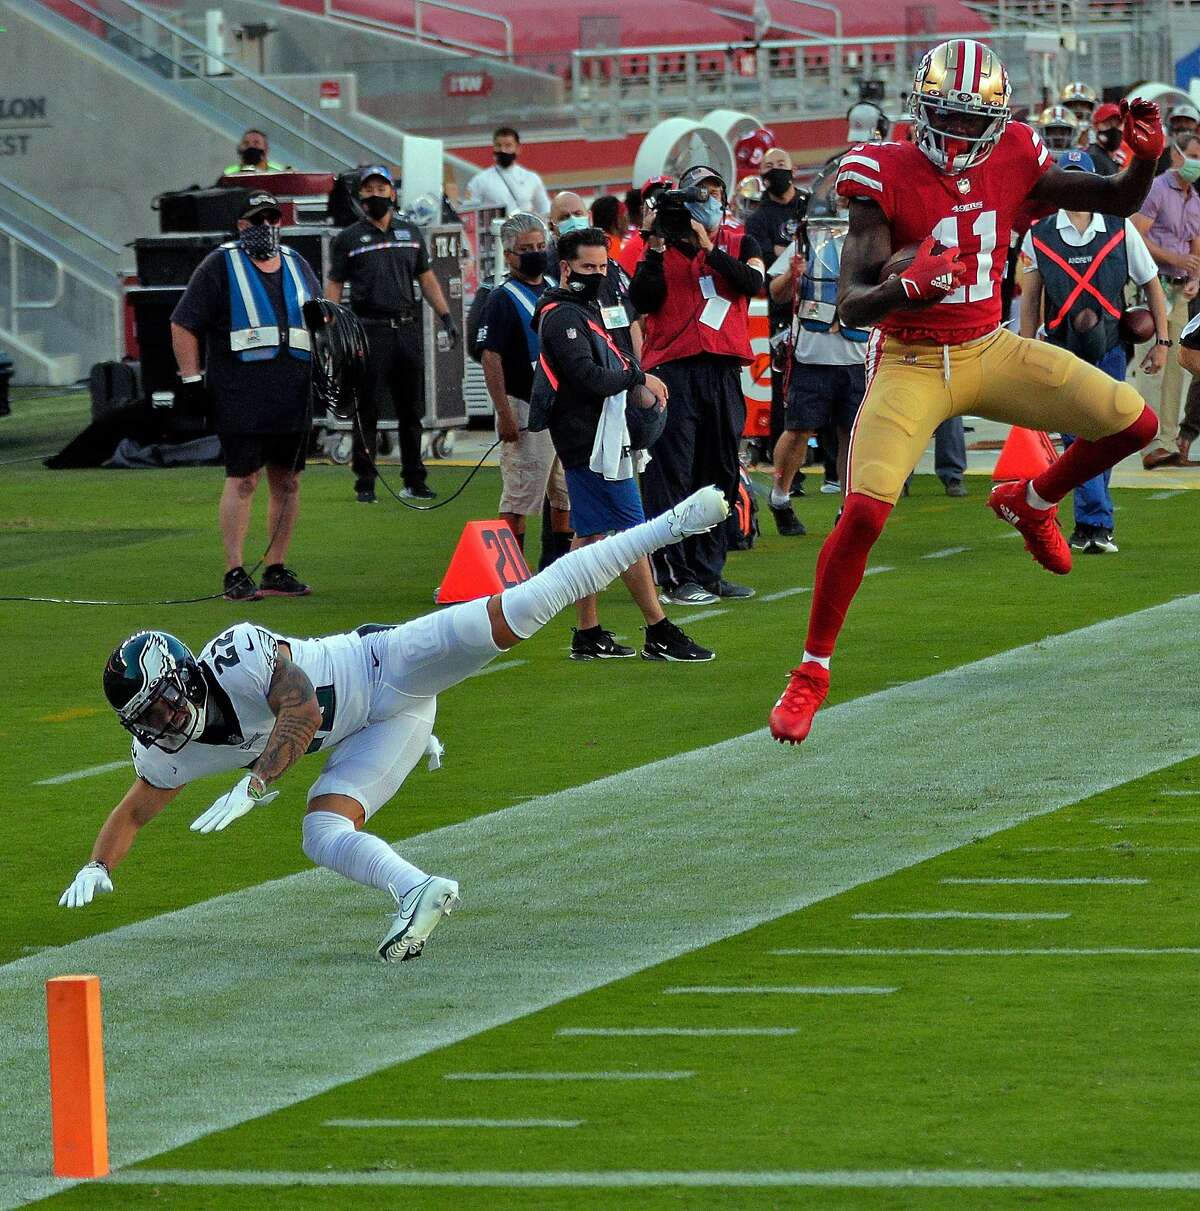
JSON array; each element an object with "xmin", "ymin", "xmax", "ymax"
[
  {"xmin": 848, "ymin": 327, "xmax": 1145, "ymax": 504},
  {"xmin": 1135, "ymin": 278, "xmax": 1191, "ymax": 452},
  {"xmin": 496, "ymin": 396, "xmax": 569, "ymax": 516}
]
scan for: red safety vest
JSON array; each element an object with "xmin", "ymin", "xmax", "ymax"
[{"xmin": 640, "ymin": 233, "xmax": 753, "ymax": 371}]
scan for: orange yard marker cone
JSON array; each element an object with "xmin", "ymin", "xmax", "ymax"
[
  {"xmin": 436, "ymin": 519, "xmax": 532, "ymax": 604},
  {"xmin": 992, "ymin": 426, "xmax": 1058, "ymax": 482},
  {"xmin": 46, "ymin": 975, "xmax": 109, "ymax": 1179}
]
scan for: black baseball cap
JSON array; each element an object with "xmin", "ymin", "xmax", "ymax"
[{"xmin": 239, "ymin": 191, "xmax": 282, "ymax": 220}]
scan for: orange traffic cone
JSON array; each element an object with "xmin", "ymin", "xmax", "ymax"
[
  {"xmin": 992, "ymin": 426, "xmax": 1058, "ymax": 482},
  {"xmin": 436, "ymin": 520, "xmax": 532, "ymax": 604}
]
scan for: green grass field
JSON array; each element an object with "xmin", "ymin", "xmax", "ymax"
[{"xmin": 3, "ymin": 388, "xmax": 1200, "ymax": 1209}]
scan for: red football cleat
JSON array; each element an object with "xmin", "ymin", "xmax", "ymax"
[
  {"xmin": 987, "ymin": 479, "xmax": 1072, "ymax": 575},
  {"xmin": 769, "ymin": 661, "xmax": 831, "ymax": 745}
]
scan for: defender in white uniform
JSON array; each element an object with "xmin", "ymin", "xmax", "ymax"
[{"xmin": 58, "ymin": 486, "xmax": 729, "ymax": 961}]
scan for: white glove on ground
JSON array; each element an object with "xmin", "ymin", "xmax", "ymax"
[
  {"xmin": 59, "ymin": 862, "xmax": 114, "ymax": 908},
  {"xmin": 190, "ymin": 774, "xmax": 278, "ymax": 835}
]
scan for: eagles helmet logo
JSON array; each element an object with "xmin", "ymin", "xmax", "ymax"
[{"xmin": 103, "ymin": 630, "xmax": 208, "ymax": 753}]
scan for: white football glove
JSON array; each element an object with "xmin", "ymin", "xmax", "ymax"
[
  {"xmin": 59, "ymin": 862, "xmax": 114, "ymax": 908},
  {"xmin": 190, "ymin": 774, "xmax": 278, "ymax": 835}
]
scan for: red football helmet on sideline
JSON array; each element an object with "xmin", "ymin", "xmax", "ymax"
[{"xmin": 734, "ymin": 127, "xmax": 777, "ymax": 179}]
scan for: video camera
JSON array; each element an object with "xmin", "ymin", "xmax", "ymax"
[{"xmin": 649, "ymin": 185, "xmax": 708, "ymax": 240}]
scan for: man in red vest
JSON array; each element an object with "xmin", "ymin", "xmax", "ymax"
[{"xmin": 630, "ymin": 166, "xmax": 766, "ymax": 605}]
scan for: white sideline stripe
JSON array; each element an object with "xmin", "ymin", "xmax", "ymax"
[
  {"xmin": 672, "ymin": 607, "xmax": 731, "ymax": 625},
  {"xmin": 324, "ymin": 1118, "xmax": 582, "ymax": 1129},
  {"xmin": 862, "ymin": 564, "xmax": 894, "ymax": 576},
  {"xmin": 443, "ymin": 1071, "xmax": 694, "ymax": 1082},
  {"xmin": 1091, "ymin": 816, "xmax": 1198, "ymax": 825},
  {"xmin": 940, "ymin": 876, "xmax": 1147, "ymax": 886},
  {"xmin": 1021, "ymin": 845, "xmax": 1200, "ymax": 853},
  {"xmin": 1159, "ymin": 789, "xmax": 1200, "ymax": 796},
  {"xmin": 854, "ymin": 911, "xmax": 1069, "ymax": 920},
  {"xmin": 468, "ymin": 659, "xmax": 527, "ymax": 679},
  {"xmin": 759, "ymin": 586, "xmax": 811, "ymax": 602},
  {"xmin": 996, "ymin": 530, "xmax": 1024, "ymax": 539},
  {"xmin": 770, "ymin": 948, "xmax": 1200, "ymax": 957},
  {"xmin": 8, "ymin": 594, "xmax": 1200, "ymax": 1211},
  {"xmin": 98, "ymin": 1169, "xmax": 1200, "ymax": 1190},
  {"xmin": 1149, "ymin": 490, "xmax": 1185, "ymax": 500},
  {"xmin": 557, "ymin": 1027, "xmax": 798, "ymax": 1037},
  {"xmin": 664, "ymin": 985, "xmax": 896, "ymax": 996},
  {"xmin": 33, "ymin": 759, "xmax": 127, "ymax": 786},
  {"xmin": 922, "ymin": 546, "xmax": 970, "ymax": 560}
]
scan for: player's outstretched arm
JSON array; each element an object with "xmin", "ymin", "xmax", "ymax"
[
  {"xmin": 59, "ymin": 777, "xmax": 180, "ymax": 906},
  {"xmin": 837, "ymin": 199, "xmax": 904, "ymax": 328},
  {"xmin": 1030, "ymin": 98, "xmax": 1163, "ymax": 217}
]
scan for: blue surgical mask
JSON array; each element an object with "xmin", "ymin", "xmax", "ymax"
[
  {"xmin": 556, "ymin": 215, "xmax": 589, "ymax": 236},
  {"xmin": 686, "ymin": 196, "xmax": 723, "ymax": 232}
]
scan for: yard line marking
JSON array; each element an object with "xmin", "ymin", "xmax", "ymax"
[
  {"xmin": 1020, "ymin": 845, "xmax": 1200, "ymax": 853},
  {"xmin": 759, "ymin": 586, "xmax": 811, "ymax": 602},
  {"xmin": 862, "ymin": 565, "xmax": 895, "ymax": 576},
  {"xmin": 1149, "ymin": 490, "xmax": 1185, "ymax": 500},
  {"xmin": 100, "ymin": 1168, "xmax": 1200, "ymax": 1190},
  {"xmin": 664, "ymin": 985, "xmax": 897, "ymax": 996},
  {"xmin": 672, "ymin": 607, "xmax": 731, "ymax": 625},
  {"xmin": 996, "ymin": 530, "xmax": 1024, "ymax": 539},
  {"xmin": 324, "ymin": 1118, "xmax": 582, "ymax": 1129},
  {"xmin": 1091, "ymin": 816, "xmax": 1199, "ymax": 825},
  {"xmin": 939, "ymin": 877, "xmax": 1147, "ymax": 886},
  {"xmin": 556, "ymin": 1027, "xmax": 798, "ymax": 1037},
  {"xmin": 853, "ymin": 911, "xmax": 1069, "ymax": 920},
  {"xmin": 770, "ymin": 948, "xmax": 1200, "ymax": 957},
  {"xmin": 443, "ymin": 1071, "xmax": 695, "ymax": 1082},
  {"xmin": 922, "ymin": 546, "xmax": 971, "ymax": 560},
  {"xmin": 33, "ymin": 760, "xmax": 127, "ymax": 786},
  {"xmin": 8, "ymin": 593, "xmax": 1200, "ymax": 1210},
  {"xmin": 468, "ymin": 659, "xmax": 527, "ymax": 679},
  {"xmin": 1159, "ymin": 789, "xmax": 1200, "ymax": 796}
]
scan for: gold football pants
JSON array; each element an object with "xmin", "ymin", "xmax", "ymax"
[{"xmin": 849, "ymin": 326, "xmax": 1147, "ymax": 504}]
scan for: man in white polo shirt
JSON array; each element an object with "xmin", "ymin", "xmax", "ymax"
[{"xmin": 464, "ymin": 126, "xmax": 551, "ymax": 217}]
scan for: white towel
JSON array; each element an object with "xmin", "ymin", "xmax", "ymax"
[
  {"xmin": 589, "ymin": 390, "xmax": 635, "ymax": 481},
  {"xmin": 425, "ymin": 734, "xmax": 445, "ymax": 771}
]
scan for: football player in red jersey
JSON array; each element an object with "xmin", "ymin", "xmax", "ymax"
[{"xmin": 769, "ymin": 38, "xmax": 1164, "ymax": 746}]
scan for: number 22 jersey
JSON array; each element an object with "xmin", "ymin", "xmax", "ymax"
[{"xmin": 835, "ymin": 123, "xmax": 1054, "ymax": 345}]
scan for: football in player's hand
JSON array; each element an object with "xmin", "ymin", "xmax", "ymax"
[
  {"xmin": 1118, "ymin": 305, "xmax": 1156, "ymax": 345},
  {"xmin": 879, "ymin": 241, "xmax": 949, "ymax": 283}
]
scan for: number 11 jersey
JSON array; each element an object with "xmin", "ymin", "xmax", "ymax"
[{"xmin": 836, "ymin": 123, "xmax": 1054, "ymax": 345}]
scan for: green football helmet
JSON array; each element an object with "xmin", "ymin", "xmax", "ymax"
[{"xmin": 103, "ymin": 631, "xmax": 208, "ymax": 752}]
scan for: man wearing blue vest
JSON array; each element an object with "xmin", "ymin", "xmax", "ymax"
[
  {"xmin": 171, "ymin": 191, "xmax": 320, "ymax": 600},
  {"xmin": 1020, "ymin": 149, "xmax": 1170, "ymax": 552},
  {"xmin": 479, "ymin": 212, "xmax": 571, "ymax": 558}
]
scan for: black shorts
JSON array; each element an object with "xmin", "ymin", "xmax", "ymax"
[
  {"xmin": 785, "ymin": 362, "xmax": 866, "ymax": 433},
  {"xmin": 220, "ymin": 432, "xmax": 308, "ymax": 478}
]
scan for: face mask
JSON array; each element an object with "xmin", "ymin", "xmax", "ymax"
[
  {"xmin": 516, "ymin": 249, "xmax": 548, "ymax": 278},
  {"xmin": 240, "ymin": 221, "xmax": 280, "ymax": 261},
  {"xmin": 495, "ymin": 150, "xmax": 518, "ymax": 169},
  {"xmin": 763, "ymin": 168, "xmax": 793, "ymax": 197},
  {"xmin": 1179, "ymin": 157, "xmax": 1200, "ymax": 184},
  {"xmin": 685, "ymin": 196, "xmax": 723, "ymax": 232},
  {"xmin": 239, "ymin": 147, "xmax": 265, "ymax": 166},
  {"xmin": 555, "ymin": 214, "xmax": 589, "ymax": 237},
  {"xmin": 361, "ymin": 195, "xmax": 392, "ymax": 220},
  {"xmin": 1097, "ymin": 128, "xmax": 1122, "ymax": 152},
  {"xmin": 566, "ymin": 270, "xmax": 602, "ymax": 302}
]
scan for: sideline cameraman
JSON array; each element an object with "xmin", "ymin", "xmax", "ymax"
[{"xmin": 629, "ymin": 166, "xmax": 764, "ymax": 605}]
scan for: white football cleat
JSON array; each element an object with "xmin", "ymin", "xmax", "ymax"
[
  {"xmin": 378, "ymin": 875, "xmax": 461, "ymax": 963},
  {"xmin": 665, "ymin": 486, "xmax": 729, "ymax": 540}
]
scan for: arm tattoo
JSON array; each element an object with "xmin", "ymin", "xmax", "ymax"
[{"xmin": 252, "ymin": 656, "xmax": 322, "ymax": 786}]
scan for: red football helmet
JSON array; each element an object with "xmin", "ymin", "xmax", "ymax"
[{"xmin": 734, "ymin": 127, "xmax": 777, "ymax": 178}]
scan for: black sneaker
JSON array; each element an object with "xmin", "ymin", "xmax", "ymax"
[
  {"xmin": 401, "ymin": 484, "xmax": 437, "ymax": 500},
  {"xmin": 222, "ymin": 566, "xmax": 261, "ymax": 602},
  {"xmin": 356, "ymin": 487, "xmax": 377, "ymax": 504},
  {"xmin": 943, "ymin": 478, "xmax": 968, "ymax": 498},
  {"xmin": 658, "ymin": 582, "xmax": 720, "ymax": 606},
  {"xmin": 790, "ymin": 472, "xmax": 806, "ymax": 498},
  {"xmin": 642, "ymin": 619, "xmax": 715, "ymax": 662},
  {"xmin": 569, "ymin": 626, "xmax": 635, "ymax": 660},
  {"xmin": 259, "ymin": 564, "xmax": 311, "ymax": 597},
  {"xmin": 770, "ymin": 502, "xmax": 807, "ymax": 537},
  {"xmin": 706, "ymin": 578, "xmax": 755, "ymax": 600},
  {"xmin": 1068, "ymin": 524, "xmax": 1093, "ymax": 551},
  {"xmin": 1084, "ymin": 528, "xmax": 1118, "ymax": 554}
]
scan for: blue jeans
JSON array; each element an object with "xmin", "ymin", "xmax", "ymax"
[{"xmin": 1062, "ymin": 344, "xmax": 1126, "ymax": 530}]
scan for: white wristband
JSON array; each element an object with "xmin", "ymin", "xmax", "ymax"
[{"xmin": 180, "ymin": 374, "xmax": 203, "ymax": 384}]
